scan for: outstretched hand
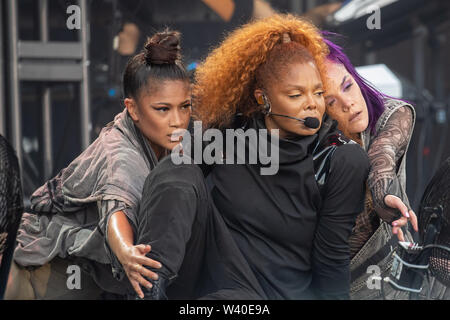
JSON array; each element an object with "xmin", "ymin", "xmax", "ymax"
[
  {"xmin": 117, "ymin": 244, "xmax": 162, "ymax": 299},
  {"xmin": 384, "ymin": 194, "xmax": 419, "ymax": 241}
]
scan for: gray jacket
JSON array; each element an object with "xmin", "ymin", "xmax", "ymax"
[{"xmin": 13, "ymin": 109, "xmax": 158, "ymax": 293}]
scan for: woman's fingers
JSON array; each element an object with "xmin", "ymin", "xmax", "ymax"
[
  {"xmin": 131, "ymin": 270, "xmax": 153, "ymax": 290},
  {"xmin": 136, "ymin": 244, "xmax": 151, "ymax": 254},
  {"xmin": 392, "ymin": 217, "xmax": 407, "ymax": 228},
  {"xmin": 385, "ymin": 195, "xmax": 408, "ymax": 216},
  {"xmin": 122, "ymin": 244, "xmax": 163, "ymax": 297},
  {"xmin": 397, "ymin": 228, "xmax": 405, "ymax": 242},
  {"xmin": 133, "ymin": 261, "xmax": 159, "ymax": 281},
  {"xmin": 392, "ymin": 218, "xmax": 407, "ymax": 241},
  {"xmin": 385, "ymin": 195, "xmax": 418, "ymax": 233},
  {"xmin": 409, "ymin": 210, "xmax": 419, "ymax": 232},
  {"xmin": 141, "ymin": 268, "xmax": 159, "ymax": 281},
  {"xmin": 392, "ymin": 224, "xmax": 405, "ymax": 241},
  {"xmin": 127, "ymin": 268, "xmax": 154, "ymax": 298},
  {"xmin": 136, "ymin": 256, "xmax": 162, "ymax": 269},
  {"xmin": 133, "ymin": 244, "xmax": 162, "ymax": 269},
  {"xmin": 123, "ymin": 245, "xmax": 162, "ymax": 283},
  {"xmin": 130, "ymin": 277, "xmax": 145, "ymax": 299}
]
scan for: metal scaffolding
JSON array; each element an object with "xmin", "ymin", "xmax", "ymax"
[{"xmin": 4, "ymin": 0, "xmax": 91, "ymax": 181}]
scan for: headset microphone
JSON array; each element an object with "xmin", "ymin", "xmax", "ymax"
[
  {"xmin": 266, "ymin": 112, "xmax": 320, "ymax": 129},
  {"xmin": 259, "ymin": 94, "xmax": 320, "ymax": 129}
]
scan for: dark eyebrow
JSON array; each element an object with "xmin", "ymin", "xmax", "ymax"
[
  {"xmin": 340, "ymin": 75, "xmax": 348, "ymax": 89},
  {"xmin": 285, "ymin": 83, "xmax": 323, "ymax": 90},
  {"xmin": 179, "ymin": 99, "xmax": 191, "ymax": 106},
  {"xmin": 151, "ymin": 100, "xmax": 191, "ymax": 108},
  {"xmin": 285, "ymin": 84, "xmax": 305, "ymax": 90},
  {"xmin": 152, "ymin": 102, "xmax": 172, "ymax": 107}
]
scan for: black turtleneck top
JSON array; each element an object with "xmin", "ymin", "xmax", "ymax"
[{"xmin": 208, "ymin": 114, "xmax": 369, "ymax": 299}]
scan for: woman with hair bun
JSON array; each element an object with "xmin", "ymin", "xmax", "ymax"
[
  {"xmin": 5, "ymin": 30, "xmax": 191, "ymax": 299},
  {"xmin": 135, "ymin": 14, "xmax": 369, "ymax": 300}
]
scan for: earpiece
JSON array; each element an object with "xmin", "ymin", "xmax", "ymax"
[
  {"xmin": 257, "ymin": 95, "xmax": 264, "ymax": 105},
  {"xmin": 257, "ymin": 93, "xmax": 271, "ymax": 114}
]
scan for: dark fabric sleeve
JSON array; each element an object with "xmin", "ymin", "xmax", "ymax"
[
  {"xmin": 311, "ymin": 143, "xmax": 369, "ymax": 299},
  {"xmin": 367, "ymin": 106, "xmax": 414, "ymax": 223},
  {"xmin": 185, "ymin": 119, "xmax": 218, "ymax": 178}
]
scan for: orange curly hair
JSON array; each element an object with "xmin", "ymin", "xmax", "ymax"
[{"xmin": 193, "ymin": 14, "xmax": 329, "ymax": 128}]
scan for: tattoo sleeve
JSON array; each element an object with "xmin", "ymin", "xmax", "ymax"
[{"xmin": 367, "ymin": 106, "xmax": 413, "ymax": 223}]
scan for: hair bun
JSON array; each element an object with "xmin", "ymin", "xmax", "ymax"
[{"xmin": 144, "ymin": 30, "xmax": 181, "ymax": 65}]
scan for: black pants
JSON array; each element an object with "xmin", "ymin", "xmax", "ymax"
[{"xmin": 135, "ymin": 156, "xmax": 265, "ymax": 300}]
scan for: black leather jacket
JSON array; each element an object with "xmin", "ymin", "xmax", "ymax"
[{"xmin": 311, "ymin": 115, "xmax": 356, "ymax": 196}]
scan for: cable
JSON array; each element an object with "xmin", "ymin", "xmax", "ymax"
[
  {"xmin": 408, "ymin": 268, "xmax": 428, "ymax": 300},
  {"xmin": 422, "ymin": 244, "xmax": 450, "ymax": 253}
]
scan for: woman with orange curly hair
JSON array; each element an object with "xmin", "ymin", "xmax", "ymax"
[{"xmin": 135, "ymin": 14, "xmax": 369, "ymax": 300}]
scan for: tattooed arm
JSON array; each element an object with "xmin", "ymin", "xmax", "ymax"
[{"xmin": 367, "ymin": 106, "xmax": 418, "ymax": 238}]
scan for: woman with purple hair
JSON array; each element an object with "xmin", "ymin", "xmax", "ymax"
[{"xmin": 323, "ymin": 37, "xmax": 419, "ymax": 299}]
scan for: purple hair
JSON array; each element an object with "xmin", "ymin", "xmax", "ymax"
[{"xmin": 322, "ymin": 32, "xmax": 386, "ymax": 134}]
